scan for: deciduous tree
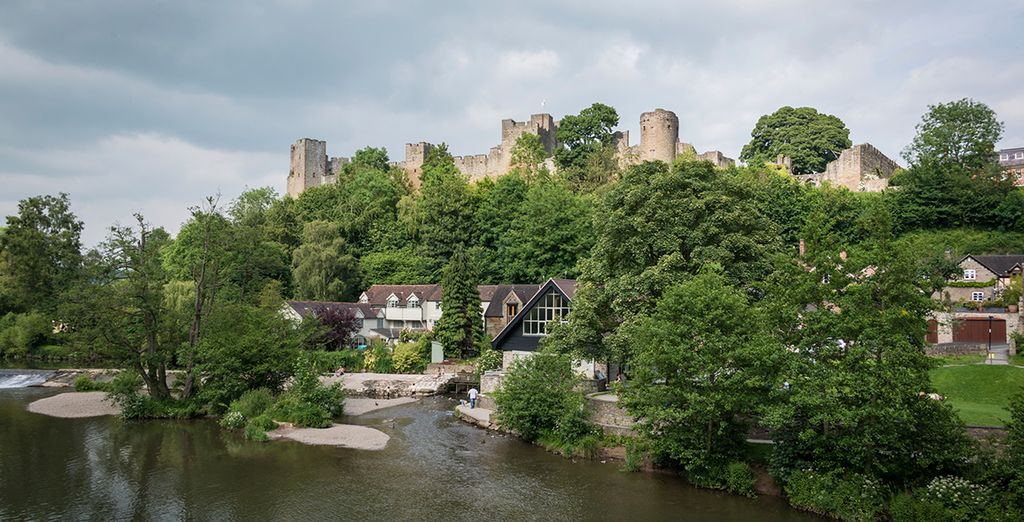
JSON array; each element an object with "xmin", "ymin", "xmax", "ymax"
[{"xmin": 740, "ymin": 106, "xmax": 852, "ymax": 174}]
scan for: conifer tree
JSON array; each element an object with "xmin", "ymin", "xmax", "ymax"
[{"xmin": 434, "ymin": 248, "xmax": 482, "ymax": 359}]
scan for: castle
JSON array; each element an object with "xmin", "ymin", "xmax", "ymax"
[
  {"xmin": 286, "ymin": 108, "xmax": 736, "ymax": 197},
  {"xmin": 286, "ymin": 107, "xmax": 901, "ymax": 197}
]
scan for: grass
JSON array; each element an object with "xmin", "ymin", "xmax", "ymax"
[
  {"xmin": 930, "ymin": 364, "xmax": 1024, "ymax": 427},
  {"xmin": 931, "ymin": 354, "xmax": 987, "ymax": 366}
]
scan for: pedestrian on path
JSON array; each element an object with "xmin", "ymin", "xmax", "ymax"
[{"xmin": 468, "ymin": 387, "xmax": 479, "ymax": 409}]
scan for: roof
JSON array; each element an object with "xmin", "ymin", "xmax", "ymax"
[
  {"xmin": 286, "ymin": 301, "xmax": 380, "ymax": 318},
  {"xmin": 491, "ymin": 278, "xmax": 577, "ymax": 349},
  {"xmin": 360, "ymin": 284, "xmax": 443, "ymax": 306},
  {"xmin": 482, "ymin": 284, "xmax": 541, "ymax": 317},
  {"xmin": 998, "ymin": 147, "xmax": 1024, "ymax": 168},
  {"xmin": 961, "ymin": 255, "xmax": 1024, "ymax": 277}
]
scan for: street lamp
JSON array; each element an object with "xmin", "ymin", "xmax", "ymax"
[{"xmin": 987, "ymin": 315, "xmax": 994, "ymax": 363}]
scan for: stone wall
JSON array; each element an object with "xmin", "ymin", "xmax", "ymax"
[
  {"xmin": 586, "ymin": 393, "xmax": 634, "ymax": 436},
  {"xmin": 639, "ymin": 108, "xmax": 679, "ymax": 163},
  {"xmin": 817, "ymin": 143, "xmax": 900, "ymax": 192}
]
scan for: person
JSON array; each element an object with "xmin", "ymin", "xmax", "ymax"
[
  {"xmin": 468, "ymin": 387, "xmax": 479, "ymax": 409},
  {"xmin": 334, "ymin": 366, "xmax": 346, "ymax": 378}
]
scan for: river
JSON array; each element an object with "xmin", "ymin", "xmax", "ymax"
[{"xmin": 0, "ymin": 386, "xmax": 816, "ymax": 521}]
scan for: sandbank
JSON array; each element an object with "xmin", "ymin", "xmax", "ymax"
[
  {"xmin": 343, "ymin": 397, "xmax": 417, "ymax": 416},
  {"xmin": 268, "ymin": 423, "xmax": 390, "ymax": 450},
  {"xmin": 27, "ymin": 391, "xmax": 121, "ymax": 418}
]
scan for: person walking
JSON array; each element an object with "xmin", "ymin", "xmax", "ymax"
[{"xmin": 468, "ymin": 387, "xmax": 479, "ymax": 409}]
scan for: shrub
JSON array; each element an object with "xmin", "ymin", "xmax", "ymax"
[
  {"xmin": 784, "ymin": 469, "xmax": 886, "ymax": 521},
  {"xmin": 308, "ymin": 349, "xmax": 364, "ymax": 374},
  {"xmin": 229, "ymin": 388, "xmax": 274, "ymax": 419},
  {"xmin": 244, "ymin": 423, "xmax": 269, "ymax": 442},
  {"xmin": 363, "ymin": 341, "xmax": 393, "ymax": 373},
  {"xmin": 919, "ymin": 476, "xmax": 991, "ymax": 521},
  {"xmin": 220, "ymin": 410, "xmax": 246, "ymax": 430},
  {"xmin": 106, "ymin": 372, "xmax": 152, "ymax": 420},
  {"xmin": 474, "ymin": 348, "xmax": 503, "ymax": 379},
  {"xmin": 266, "ymin": 354, "xmax": 345, "ymax": 428},
  {"xmin": 888, "ymin": 493, "xmax": 952, "ymax": 522},
  {"xmin": 392, "ymin": 342, "xmax": 426, "ymax": 374},
  {"xmin": 724, "ymin": 461, "xmax": 757, "ymax": 498},
  {"xmin": 74, "ymin": 375, "xmax": 109, "ymax": 392},
  {"xmin": 0, "ymin": 312, "xmax": 52, "ymax": 358},
  {"xmin": 494, "ymin": 352, "xmax": 597, "ymax": 448},
  {"xmin": 249, "ymin": 414, "xmax": 277, "ymax": 432}
]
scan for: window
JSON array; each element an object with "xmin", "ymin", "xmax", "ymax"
[
  {"xmin": 522, "ymin": 289, "xmax": 569, "ymax": 336},
  {"xmin": 1001, "ymin": 153, "xmax": 1010, "ymax": 161},
  {"xmin": 376, "ymin": 318, "xmax": 384, "ymax": 329},
  {"xmin": 387, "ymin": 297, "xmax": 399, "ymax": 308},
  {"xmin": 1016, "ymin": 152, "xmax": 1024, "ymax": 160},
  {"xmin": 506, "ymin": 303, "xmax": 519, "ymax": 318},
  {"xmin": 963, "ymin": 269, "xmax": 976, "ymax": 281},
  {"xmin": 971, "ymin": 291, "xmax": 985, "ymax": 302},
  {"xmin": 407, "ymin": 296, "xmax": 419, "ymax": 308},
  {"xmin": 351, "ymin": 335, "xmax": 367, "ymax": 348}
]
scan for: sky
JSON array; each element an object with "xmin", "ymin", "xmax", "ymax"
[{"xmin": 2, "ymin": 0, "xmax": 1023, "ymax": 245}]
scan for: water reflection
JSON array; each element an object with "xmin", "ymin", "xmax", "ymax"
[{"xmin": 1, "ymin": 389, "xmax": 816, "ymax": 521}]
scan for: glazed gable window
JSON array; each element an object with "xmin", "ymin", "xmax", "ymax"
[{"xmin": 963, "ymin": 269, "xmax": 976, "ymax": 281}]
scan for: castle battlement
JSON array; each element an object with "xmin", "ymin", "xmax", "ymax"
[{"xmin": 287, "ymin": 108, "xmax": 735, "ymax": 197}]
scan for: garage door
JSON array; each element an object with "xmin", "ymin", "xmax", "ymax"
[
  {"xmin": 952, "ymin": 318, "xmax": 1006, "ymax": 344},
  {"xmin": 926, "ymin": 320, "xmax": 938, "ymax": 344}
]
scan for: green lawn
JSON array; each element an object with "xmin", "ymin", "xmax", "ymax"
[{"xmin": 930, "ymin": 364, "xmax": 1024, "ymax": 427}]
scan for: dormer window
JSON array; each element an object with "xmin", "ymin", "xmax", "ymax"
[
  {"xmin": 407, "ymin": 296, "xmax": 420, "ymax": 308},
  {"xmin": 359, "ymin": 294, "xmax": 369, "ymax": 304},
  {"xmin": 387, "ymin": 296, "xmax": 400, "ymax": 308},
  {"xmin": 963, "ymin": 269, "xmax": 976, "ymax": 281}
]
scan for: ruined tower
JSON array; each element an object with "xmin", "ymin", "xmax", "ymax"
[
  {"xmin": 639, "ymin": 108, "xmax": 680, "ymax": 164},
  {"xmin": 286, "ymin": 138, "xmax": 347, "ymax": 198}
]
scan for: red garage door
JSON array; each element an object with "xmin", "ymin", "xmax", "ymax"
[
  {"xmin": 952, "ymin": 318, "xmax": 1006, "ymax": 344},
  {"xmin": 926, "ymin": 320, "xmax": 939, "ymax": 344}
]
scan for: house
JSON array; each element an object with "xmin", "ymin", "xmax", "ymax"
[
  {"xmin": 940, "ymin": 254, "xmax": 1024, "ymax": 304},
  {"xmin": 358, "ymin": 284, "xmax": 444, "ymax": 332},
  {"xmin": 998, "ymin": 147, "xmax": 1024, "ymax": 185},
  {"xmin": 478, "ymin": 284, "xmax": 540, "ymax": 338},
  {"xmin": 283, "ymin": 300, "xmax": 385, "ymax": 347}
]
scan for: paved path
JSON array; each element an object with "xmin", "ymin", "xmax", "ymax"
[{"xmin": 455, "ymin": 404, "xmax": 495, "ymax": 429}]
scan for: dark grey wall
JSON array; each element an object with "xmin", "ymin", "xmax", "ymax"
[{"xmin": 495, "ymin": 326, "xmax": 544, "ymax": 352}]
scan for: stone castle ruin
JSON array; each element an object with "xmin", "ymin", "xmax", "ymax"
[
  {"xmin": 285, "ymin": 108, "xmax": 900, "ymax": 197},
  {"xmin": 286, "ymin": 108, "xmax": 735, "ymax": 197}
]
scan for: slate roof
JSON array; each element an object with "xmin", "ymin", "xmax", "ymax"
[
  {"xmin": 286, "ymin": 301, "xmax": 380, "ymax": 318},
  {"xmin": 491, "ymin": 278, "xmax": 578, "ymax": 349},
  {"xmin": 963, "ymin": 255, "xmax": 1024, "ymax": 277},
  {"xmin": 360, "ymin": 284, "xmax": 443, "ymax": 306},
  {"xmin": 482, "ymin": 284, "xmax": 541, "ymax": 317}
]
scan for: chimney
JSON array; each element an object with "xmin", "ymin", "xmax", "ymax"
[{"xmin": 798, "ymin": 239, "xmax": 806, "ymax": 257}]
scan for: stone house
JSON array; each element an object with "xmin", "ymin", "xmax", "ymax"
[
  {"xmin": 282, "ymin": 301, "xmax": 385, "ymax": 348},
  {"xmin": 998, "ymin": 147, "xmax": 1024, "ymax": 186},
  {"xmin": 478, "ymin": 284, "xmax": 540, "ymax": 338},
  {"xmin": 939, "ymin": 255, "xmax": 1024, "ymax": 304}
]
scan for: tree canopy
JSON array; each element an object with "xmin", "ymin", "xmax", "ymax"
[
  {"xmin": 902, "ymin": 98, "xmax": 1004, "ymax": 170},
  {"xmin": 740, "ymin": 106, "xmax": 852, "ymax": 174}
]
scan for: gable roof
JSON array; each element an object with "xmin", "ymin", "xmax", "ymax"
[
  {"xmin": 482, "ymin": 284, "xmax": 541, "ymax": 317},
  {"xmin": 491, "ymin": 278, "xmax": 577, "ymax": 348},
  {"xmin": 286, "ymin": 301, "xmax": 381, "ymax": 319},
  {"xmin": 360, "ymin": 284, "xmax": 443, "ymax": 306},
  {"xmin": 960, "ymin": 255, "xmax": 1024, "ymax": 277}
]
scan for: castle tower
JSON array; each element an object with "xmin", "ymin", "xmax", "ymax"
[
  {"xmin": 402, "ymin": 142, "xmax": 433, "ymax": 190},
  {"xmin": 639, "ymin": 109, "xmax": 679, "ymax": 164},
  {"xmin": 287, "ymin": 138, "xmax": 328, "ymax": 198}
]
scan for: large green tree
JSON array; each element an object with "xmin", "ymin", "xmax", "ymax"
[
  {"xmin": 621, "ymin": 268, "xmax": 783, "ymax": 483},
  {"xmin": 0, "ymin": 193, "xmax": 83, "ymax": 313},
  {"xmin": 415, "ymin": 144, "xmax": 477, "ymax": 270},
  {"xmin": 290, "ymin": 221, "xmax": 360, "ymax": 301},
  {"xmin": 740, "ymin": 106, "xmax": 852, "ymax": 174},
  {"xmin": 555, "ymin": 103, "xmax": 619, "ymax": 170},
  {"xmin": 902, "ymin": 98, "xmax": 1004, "ymax": 170},
  {"xmin": 433, "ymin": 248, "xmax": 482, "ymax": 359}
]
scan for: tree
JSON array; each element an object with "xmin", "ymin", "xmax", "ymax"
[
  {"xmin": 493, "ymin": 352, "xmax": 595, "ymax": 445},
  {"xmin": 763, "ymin": 205, "xmax": 971, "ymax": 486},
  {"xmin": 474, "ymin": 173, "xmax": 529, "ymax": 283},
  {"xmin": 433, "ymin": 248, "xmax": 482, "ymax": 359},
  {"xmin": 290, "ymin": 221, "xmax": 360, "ymax": 301},
  {"xmin": 415, "ymin": 144, "xmax": 477, "ymax": 269},
  {"xmin": 359, "ymin": 247, "xmax": 435, "ymax": 285},
  {"xmin": 620, "ymin": 268, "xmax": 783, "ymax": 483},
  {"xmin": 545, "ymin": 159, "xmax": 782, "ymax": 364},
  {"xmin": 0, "ymin": 193, "xmax": 83, "ymax": 313},
  {"xmin": 740, "ymin": 106, "xmax": 852, "ymax": 174},
  {"xmin": 313, "ymin": 306, "xmax": 361, "ymax": 350},
  {"xmin": 63, "ymin": 215, "xmax": 175, "ymax": 400},
  {"xmin": 902, "ymin": 98, "xmax": 1004, "ymax": 170},
  {"xmin": 510, "ymin": 133, "xmax": 548, "ymax": 182},
  {"xmin": 555, "ymin": 103, "xmax": 619, "ymax": 170}
]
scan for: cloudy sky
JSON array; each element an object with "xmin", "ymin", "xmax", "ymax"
[{"xmin": 2, "ymin": 0, "xmax": 1022, "ymax": 245}]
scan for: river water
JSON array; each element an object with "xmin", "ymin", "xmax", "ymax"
[{"xmin": 1, "ymin": 387, "xmax": 815, "ymax": 521}]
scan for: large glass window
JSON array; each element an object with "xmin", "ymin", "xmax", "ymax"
[{"xmin": 522, "ymin": 289, "xmax": 569, "ymax": 336}]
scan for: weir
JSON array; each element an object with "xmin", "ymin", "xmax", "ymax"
[{"xmin": 0, "ymin": 369, "xmax": 54, "ymax": 389}]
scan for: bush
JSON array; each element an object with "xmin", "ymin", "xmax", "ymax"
[
  {"xmin": 494, "ymin": 352, "xmax": 597, "ymax": 448},
  {"xmin": 919, "ymin": 476, "xmax": 992, "ymax": 521},
  {"xmin": 229, "ymin": 388, "xmax": 274, "ymax": 419},
  {"xmin": 474, "ymin": 348, "xmax": 503, "ymax": 379},
  {"xmin": 888, "ymin": 493, "xmax": 952, "ymax": 522},
  {"xmin": 265, "ymin": 354, "xmax": 345, "ymax": 428},
  {"xmin": 784, "ymin": 469, "xmax": 886, "ymax": 521},
  {"xmin": 363, "ymin": 341, "xmax": 393, "ymax": 373},
  {"xmin": 0, "ymin": 312, "xmax": 52, "ymax": 358},
  {"xmin": 220, "ymin": 410, "xmax": 246, "ymax": 429},
  {"xmin": 106, "ymin": 372, "xmax": 152, "ymax": 420},
  {"xmin": 308, "ymin": 349, "xmax": 364, "ymax": 374},
  {"xmin": 249, "ymin": 414, "xmax": 277, "ymax": 432},
  {"xmin": 244, "ymin": 423, "xmax": 269, "ymax": 442},
  {"xmin": 392, "ymin": 342, "xmax": 426, "ymax": 374},
  {"xmin": 724, "ymin": 462, "xmax": 757, "ymax": 498},
  {"xmin": 74, "ymin": 375, "xmax": 109, "ymax": 392}
]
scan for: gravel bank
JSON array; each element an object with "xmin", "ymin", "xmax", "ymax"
[{"xmin": 27, "ymin": 391, "xmax": 120, "ymax": 418}]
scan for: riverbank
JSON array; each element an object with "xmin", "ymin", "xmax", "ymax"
[
  {"xmin": 26, "ymin": 391, "xmax": 120, "ymax": 417},
  {"xmin": 267, "ymin": 422, "xmax": 389, "ymax": 450}
]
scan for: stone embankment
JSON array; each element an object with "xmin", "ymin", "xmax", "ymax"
[{"xmin": 322, "ymin": 372, "xmax": 459, "ymax": 398}]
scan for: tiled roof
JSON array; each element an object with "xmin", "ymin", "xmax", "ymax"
[
  {"xmin": 482, "ymin": 284, "xmax": 541, "ymax": 317},
  {"xmin": 360, "ymin": 284, "xmax": 442, "ymax": 306},
  {"xmin": 967, "ymin": 255, "xmax": 1024, "ymax": 277},
  {"xmin": 286, "ymin": 301, "xmax": 380, "ymax": 318}
]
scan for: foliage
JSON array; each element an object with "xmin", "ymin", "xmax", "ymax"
[
  {"xmin": 739, "ymin": 106, "xmax": 852, "ymax": 174},
  {"xmin": 244, "ymin": 422, "xmax": 270, "ymax": 442},
  {"xmin": 392, "ymin": 342, "xmax": 427, "ymax": 374},
  {"xmin": 493, "ymin": 352, "xmax": 597, "ymax": 446},
  {"xmin": 220, "ymin": 410, "xmax": 246, "ymax": 429},
  {"xmin": 784, "ymin": 469, "xmax": 886, "ymax": 521},
  {"xmin": 474, "ymin": 348, "xmax": 503, "ymax": 378},
  {"xmin": 555, "ymin": 103, "xmax": 619, "ymax": 170},
  {"xmin": 362, "ymin": 341, "xmax": 393, "ymax": 373},
  {"xmin": 918, "ymin": 476, "xmax": 993, "ymax": 521},
  {"xmin": 620, "ymin": 268, "xmax": 783, "ymax": 486},
  {"xmin": 106, "ymin": 372, "xmax": 151, "ymax": 420},
  {"xmin": 74, "ymin": 375, "xmax": 110, "ymax": 392},
  {"xmin": 903, "ymin": 98, "xmax": 1004, "ymax": 170},
  {"xmin": 509, "ymin": 133, "xmax": 549, "ymax": 182},
  {"xmin": 267, "ymin": 354, "xmax": 345, "ymax": 428},
  {"xmin": 195, "ymin": 302, "xmax": 306, "ymax": 412},
  {"xmin": 944, "ymin": 278, "xmax": 996, "ymax": 288},
  {"xmin": 290, "ymin": 221, "xmax": 360, "ymax": 301},
  {"xmin": 723, "ymin": 462, "xmax": 757, "ymax": 498},
  {"xmin": 0, "ymin": 311, "xmax": 53, "ymax": 358},
  {"xmin": 433, "ymin": 248, "xmax": 483, "ymax": 359},
  {"xmin": 889, "ymin": 161, "xmax": 1016, "ymax": 232},
  {"xmin": 415, "ymin": 144, "xmax": 477, "ymax": 268},
  {"xmin": 313, "ymin": 306, "xmax": 361, "ymax": 350},
  {"xmin": 229, "ymin": 388, "xmax": 275, "ymax": 419},
  {"xmin": 0, "ymin": 193, "xmax": 83, "ymax": 313},
  {"xmin": 307, "ymin": 349, "xmax": 365, "ymax": 374},
  {"xmin": 359, "ymin": 247, "xmax": 434, "ymax": 285}
]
